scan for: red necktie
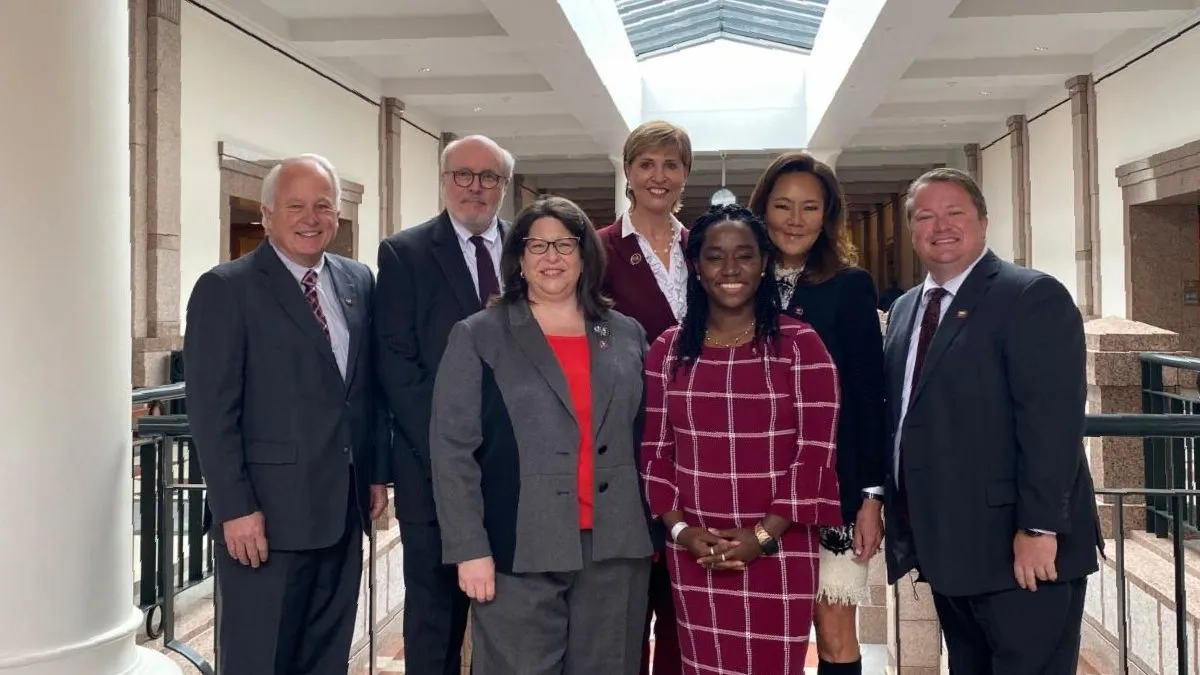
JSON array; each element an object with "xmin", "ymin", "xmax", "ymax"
[
  {"xmin": 302, "ymin": 270, "xmax": 330, "ymax": 342},
  {"xmin": 896, "ymin": 287, "xmax": 949, "ymax": 517}
]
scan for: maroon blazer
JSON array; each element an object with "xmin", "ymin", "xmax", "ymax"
[{"xmin": 597, "ymin": 217, "xmax": 690, "ymax": 343}]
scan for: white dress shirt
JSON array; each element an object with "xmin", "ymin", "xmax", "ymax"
[
  {"xmin": 449, "ymin": 215, "xmax": 504, "ymax": 298},
  {"xmin": 620, "ymin": 211, "xmax": 687, "ymax": 322},
  {"xmin": 893, "ymin": 248, "xmax": 990, "ymax": 482},
  {"xmin": 271, "ymin": 242, "xmax": 350, "ymax": 380}
]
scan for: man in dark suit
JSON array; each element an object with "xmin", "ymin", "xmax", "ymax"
[
  {"xmin": 883, "ymin": 168, "xmax": 1101, "ymax": 674},
  {"xmin": 185, "ymin": 155, "xmax": 390, "ymax": 674},
  {"xmin": 375, "ymin": 135, "xmax": 513, "ymax": 674}
]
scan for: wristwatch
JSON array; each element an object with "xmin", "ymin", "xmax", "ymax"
[
  {"xmin": 754, "ymin": 522, "xmax": 779, "ymax": 555},
  {"xmin": 861, "ymin": 491, "xmax": 883, "ymax": 503}
]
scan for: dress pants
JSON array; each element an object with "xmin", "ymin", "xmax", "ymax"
[
  {"xmin": 933, "ymin": 577, "xmax": 1087, "ymax": 675},
  {"xmin": 214, "ymin": 483, "xmax": 363, "ymax": 675},
  {"xmin": 400, "ymin": 518, "xmax": 471, "ymax": 675},
  {"xmin": 470, "ymin": 531, "xmax": 651, "ymax": 675},
  {"xmin": 640, "ymin": 555, "xmax": 681, "ymax": 675}
]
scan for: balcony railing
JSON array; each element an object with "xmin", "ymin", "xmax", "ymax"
[{"xmin": 1141, "ymin": 353, "xmax": 1200, "ymax": 538}]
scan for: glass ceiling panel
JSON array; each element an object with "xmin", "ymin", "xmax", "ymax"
[{"xmin": 615, "ymin": 0, "xmax": 830, "ymax": 59}]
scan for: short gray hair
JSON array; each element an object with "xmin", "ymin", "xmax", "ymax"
[
  {"xmin": 440, "ymin": 135, "xmax": 516, "ymax": 180},
  {"xmin": 261, "ymin": 153, "xmax": 343, "ymax": 207}
]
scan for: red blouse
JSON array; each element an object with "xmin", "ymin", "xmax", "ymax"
[{"xmin": 546, "ymin": 335, "xmax": 595, "ymax": 530}]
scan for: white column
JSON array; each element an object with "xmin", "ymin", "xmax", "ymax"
[
  {"xmin": 612, "ymin": 156, "xmax": 630, "ymax": 219},
  {"xmin": 0, "ymin": 2, "xmax": 179, "ymax": 674}
]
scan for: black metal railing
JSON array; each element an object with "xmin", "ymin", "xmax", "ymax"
[
  {"xmin": 131, "ymin": 382, "xmax": 380, "ymax": 675},
  {"xmin": 1087, "ymin": 410, "xmax": 1200, "ymax": 675},
  {"xmin": 1140, "ymin": 353, "xmax": 1200, "ymax": 537},
  {"xmin": 133, "ymin": 384, "xmax": 214, "ymax": 674}
]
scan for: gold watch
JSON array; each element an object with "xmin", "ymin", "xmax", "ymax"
[{"xmin": 754, "ymin": 522, "xmax": 779, "ymax": 555}]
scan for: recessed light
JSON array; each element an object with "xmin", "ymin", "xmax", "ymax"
[
  {"xmin": 1034, "ymin": 46, "xmax": 1048, "ymax": 52},
  {"xmin": 979, "ymin": 90, "xmax": 992, "ymax": 96},
  {"xmin": 473, "ymin": 106, "xmax": 483, "ymax": 112},
  {"xmin": 418, "ymin": 66, "xmax": 431, "ymax": 73}
]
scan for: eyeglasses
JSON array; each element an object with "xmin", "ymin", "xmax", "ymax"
[
  {"xmin": 524, "ymin": 236, "xmax": 580, "ymax": 256},
  {"xmin": 444, "ymin": 169, "xmax": 504, "ymax": 189}
]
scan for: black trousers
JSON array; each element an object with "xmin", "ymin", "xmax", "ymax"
[
  {"xmin": 214, "ymin": 496, "xmax": 363, "ymax": 675},
  {"xmin": 933, "ymin": 577, "xmax": 1087, "ymax": 675},
  {"xmin": 400, "ymin": 519, "xmax": 471, "ymax": 675}
]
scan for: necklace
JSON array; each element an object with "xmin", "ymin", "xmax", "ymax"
[{"xmin": 704, "ymin": 322, "xmax": 755, "ymax": 347}]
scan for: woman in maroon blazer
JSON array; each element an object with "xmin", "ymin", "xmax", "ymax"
[{"xmin": 597, "ymin": 119, "xmax": 692, "ymax": 675}]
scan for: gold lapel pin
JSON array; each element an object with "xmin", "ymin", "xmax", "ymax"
[
  {"xmin": 955, "ymin": 309, "xmax": 968, "ymax": 318},
  {"xmin": 630, "ymin": 253, "xmax": 642, "ymax": 265}
]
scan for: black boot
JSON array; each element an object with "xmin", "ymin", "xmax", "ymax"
[{"xmin": 816, "ymin": 657, "xmax": 863, "ymax": 675}]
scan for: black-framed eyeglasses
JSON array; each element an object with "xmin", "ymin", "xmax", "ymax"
[
  {"xmin": 524, "ymin": 236, "xmax": 580, "ymax": 256},
  {"xmin": 444, "ymin": 169, "xmax": 505, "ymax": 189}
]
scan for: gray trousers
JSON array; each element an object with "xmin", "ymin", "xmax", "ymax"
[{"xmin": 470, "ymin": 532, "xmax": 651, "ymax": 675}]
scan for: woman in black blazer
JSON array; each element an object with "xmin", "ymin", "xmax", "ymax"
[{"xmin": 748, "ymin": 151, "xmax": 887, "ymax": 675}]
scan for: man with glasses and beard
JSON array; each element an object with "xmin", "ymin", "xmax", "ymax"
[{"xmin": 374, "ymin": 135, "xmax": 514, "ymax": 674}]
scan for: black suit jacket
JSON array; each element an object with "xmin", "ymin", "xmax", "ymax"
[
  {"xmin": 883, "ymin": 250, "xmax": 1101, "ymax": 597},
  {"xmin": 184, "ymin": 242, "xmax": 388, "ymax": 552},
  {"xmin": 375, "ymin": 211, "xmax": 507, "ymax": 523},
  {"xmin": 786, "ymin": 266, "xmax": 887, "ymax": 525}
]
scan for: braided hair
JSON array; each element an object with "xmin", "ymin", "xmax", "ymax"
[{"xmin": 672, "ymin": 204, "xmax": 782, "ymax": 377}]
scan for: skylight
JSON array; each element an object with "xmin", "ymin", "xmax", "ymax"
[{"xmin": 615, "ymin": 0, "xmax": 830, "ymax": 59}]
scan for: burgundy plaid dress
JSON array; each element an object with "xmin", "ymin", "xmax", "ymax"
[{"xmin": 640, "ymin": 317, "xmax": 843, "ymax": 675}]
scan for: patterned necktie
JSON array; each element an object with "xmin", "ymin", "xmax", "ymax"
[
  {"xmin": 897, "ymin": 287, "xmax": 949, "ymax": 517},
  {"xmin": 471, "ymin": 235, "xmax": 500, "ymax": 307},
  {"xmin": 302, "ymin": 270, "xmax": 331, "ymax": 342}
]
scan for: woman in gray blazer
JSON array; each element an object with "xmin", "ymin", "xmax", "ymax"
[{"xmin": 430, "ymin": 195, "xmax": 655, "ymax": 675}]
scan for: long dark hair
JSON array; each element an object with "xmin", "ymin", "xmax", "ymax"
[
  {"xmin": 672, "ymin": 204, "xmax": 781, "ymax": 376},
  {"xmin": 495, "ymin": 195, "xmax": 612, "ymax": 319},
  {"xmin": 747, "ymin": 150, "xmax": 857, "ymax": 282}
]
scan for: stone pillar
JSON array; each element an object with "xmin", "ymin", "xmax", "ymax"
[
  {"xmin": 963, "ymin": 143, "xmax": 982, "ymax": 184},
  {"xmin": 875, "ymin": 204, "xmax": 889, "ymax": 290},
  {"xmin": 1007, "ymin": 115, "xmax": 1032, "ymax": 267},
  {"xmin": 893, "ymin": 193, "xmax": 917, "ymax": 289},
  {"xmin": 1084, "ymin": 318, "xmax": 1181, "ymax": 535},
  {"xmin": 130, "ymin": 0, "xmax": 184, "ymax": 386},
  {"xmin": 887, "ymin": 572, "xmax": 944, "ymax": 675},
  {"xmin": 1068, "ymin": 75, "xmax": 1102, "ymax": 318},
  {"xmin": 379, "ymin": 97, "xmax": 403, "ymax": 237},
  {"xmin": 613, "ymin": 156, "xmax": 630, "ymax": 218},
  {"xmin": 437, "ymin": 132, "xmax": 457, "ymax": 212},
  {"xmin": 1, "ymin": 2, "xmax": 180, "ymax": 673}
]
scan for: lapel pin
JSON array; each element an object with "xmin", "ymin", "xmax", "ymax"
[
  {"xmin": 955, "ymin": 309, "xmax": 968, "ymax": 318},
  {"xmin": 630, "ymin": 253, "xmax": 643, "ymax": 265},
  {"xmin": 593, "ymin": 323, "xmax": 610, "ymax": 337},
  {"xmin": 599, "ymin": 339, "xmax": 610, "ymax": 350},
  {"xmin": 343, "ymin": 296, "xmax": 354, "ymax": 306}
]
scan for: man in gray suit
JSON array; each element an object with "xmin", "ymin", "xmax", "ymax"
[
  {"xmin": 883, "ymin": 168, "xmax": 1100, "ymax": 674},
  {"xmin": 185, "ymin": 154, "xmax": 390, "ymax": 674}
]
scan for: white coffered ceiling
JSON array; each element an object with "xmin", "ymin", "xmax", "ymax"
[
  {"xmin": 809, "ymin": 0, "xmax": 1200, "ymax": 152},
  {"xmin": 208, "ymin": 0, "xmax": 634, "ymax": 160}
]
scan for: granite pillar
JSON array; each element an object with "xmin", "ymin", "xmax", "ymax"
[
  {"xmin": 1068, "ymin": 75, "xmax": 1101, "ymax": 318},
  {"xmin": 1007, "ymin": 115, "xmax": 1031, "ymax": 267}
]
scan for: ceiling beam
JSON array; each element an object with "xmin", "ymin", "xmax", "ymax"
[
  {"xmin": 290, "ymin": 15, "xmax": 505, "ymax": 42},
  {"xmin": 902, "ymin": 55, "xmax": 1093, "ymax": 80},
  {"xmin": 871, "ymin": 100, "xmax": 1025, "ymax": 120},
  {"xmin": 442, "ymin": 114, "xmax": 584, "ymax": 137},
  {"xmin": 383, "ymin": 75, "xmax": 552, "ymax": 98},
  {"xmin": 950, "ymin": 0, "xmax": 1194, "ymax": 17}
]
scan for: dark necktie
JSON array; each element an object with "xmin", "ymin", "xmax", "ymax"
[
  {"xmin": 302, "ymin": 270, "xmax": 330, "ymax": 342},
  {"xmin": 896, "ymin": 287, "xmax": 949, "ymax": 519},
  {"xmin": 471, "ymin": 235, "xmax": 500, "ymax": 307}
]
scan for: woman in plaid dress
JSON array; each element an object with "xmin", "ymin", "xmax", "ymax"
[{"xmin": 640, "ymin": 204, "xmax": 843, "ymax": 675}]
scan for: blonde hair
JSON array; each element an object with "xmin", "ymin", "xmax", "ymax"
[{"xmin": 622, "ymin": 120, "xmax": 693, "ymax": 212}]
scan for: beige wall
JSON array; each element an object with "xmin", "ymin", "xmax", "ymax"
[
  {"xmin": 1094, "ymin": 26, "xmax": 1200, "ymax": 317},
  {"xmin": 397, "ymin": 110, "xmax": 443, "ymax": 231},
  {"xmin": 1027, "ymin": 103, "xmax": 1077, "ymax": 300},
  {"xmin": 179, "ymin": 3, "xmax": 381, "ymax": 327},
  {"xmin": 981, "ymin": 139, "xmax": 1014, "ymax": 262}
]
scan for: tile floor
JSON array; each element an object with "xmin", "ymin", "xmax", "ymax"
[{"xmin": 368, "ymin": 629, "xmax": 890, "ymax": 674}]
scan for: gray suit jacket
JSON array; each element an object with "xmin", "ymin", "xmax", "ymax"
[
  {"xmin": 184, "ymin": 242, "xmax": 388, "ymax": 552},
  {"xmin": 430, "ymin": 300, "xmax": 654, "ymax": 575}
]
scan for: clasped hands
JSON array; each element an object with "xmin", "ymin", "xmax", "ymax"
[{"xmin": 678, "ymin": 526, "xmax": 762, "ymax": 572}]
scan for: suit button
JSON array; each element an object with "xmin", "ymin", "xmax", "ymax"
[
  {"xmin": 342, "ymin": 446, "xmax": 350, "ymax": 454},
  {"xmin": 598, "ymin": 482, "xmax": 609, "ymax": 493},
  {"xmin": 597, "ymin": 445, "xmax": 608, "ymax": 455}
]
